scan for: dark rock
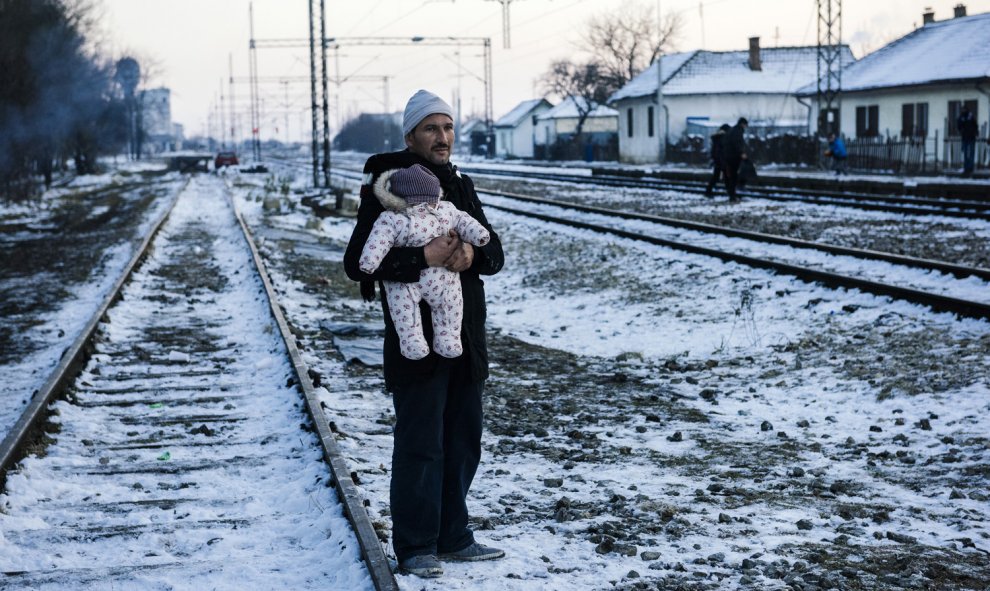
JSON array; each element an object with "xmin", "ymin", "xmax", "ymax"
[
  {"xmin": 667, "ymin": 431, "xmax": 683, "ymax": 442},
  {"xmin": 700, "ymin": 388, "xmax": 717, "ymax": 401},
  {"xmin": 797, "ymin": 419, "xmax": 810, "ymax": 428},
  {"xmin": 797, "ymin": 519, "xmax": 814, "ymax": 530},
  {"xmin": 544, "ymin": 477, "xmax": 564, "ymax": 488},
  {"xmin": 886, "ymin": 531, "xmax": 917, "ymax": 544},
  {"xmin": 718, "ymin": 513, "xmax": 732, "ymax": 524},
  {"xmin": 641, "ymin": 551, "xmax": 661, "ymax": 561},
  {"xmin": 869, "ymin": 425, "xmax": 883, "ymax": 432},
  {"xmin": 790, "ymin": 467, "xmax": 806, "ymax": 477},
  {"xmin": 916, "ymin": 418, "xmax": 932, "ymax": 430},
  {"xmin": 760, "ymin": 421, "xmax": 773, "ymax": 431}
]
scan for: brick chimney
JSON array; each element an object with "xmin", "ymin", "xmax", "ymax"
[
  {"xmin": 922, "ymin": 8, "xmax": 935, "ymax": 24},
  {"xmin": 748, "ymin": 37, "xmax": 762, "ymax": 71},
  {"xmin": 954, "ymin": 3, "xmax": 967, "ymax": 17}
]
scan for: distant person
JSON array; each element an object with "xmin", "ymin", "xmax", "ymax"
[
  {"xmin": 359, "ymin": 163, "xmax": 491, "ymax": 360},
  {"xmin": 344, "ymin": 89, "xmax": 505, "ymax": 579},
  {"xmin": 957, "ymin": 106, "xmax": 978, "ymax": 177},
  {"xmin": 723, "ymin": 117, "xmax": 749, "ymax": 202},
  {"xmin": 705, "ymin": 124, "xmax": 731, "ymax": 197},
  {"xmin": 825, "ymin": 133, "xmax": 847, "ymax": 176}
]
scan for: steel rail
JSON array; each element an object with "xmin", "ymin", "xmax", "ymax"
[
  {"xmin": 486, "ymin": 200, "xmax": 990, "ymax": 321},
  {"xmin": 230, "ymin": 193, "xmax": 399, "ymax": 591},
  {"xmin": 479, "ymin": 189, "xmax": 990, "ymax": 282},
  {"xmin": 0, "ymin": 180, "xmax": 188, "ymax": 483},
  {"xmin": 463, "ymin": 167, "xmax": 990, "ymax": 220}
]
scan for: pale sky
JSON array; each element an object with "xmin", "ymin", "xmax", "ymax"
[{"xmin": 100, "ymin": 0, "xmax": 990, "ymax": 143}]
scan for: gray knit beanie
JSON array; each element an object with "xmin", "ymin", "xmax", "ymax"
[
  {"xmin": 389, "ymin": 164, "xmax": 442, "ymax": 206},
  {"xmin": 402, "ymin": 89, "xmax": 454, "ymax": 136}
]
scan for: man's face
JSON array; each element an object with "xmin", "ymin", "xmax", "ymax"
[{"xmin": 405, "ymin": 113, "xmax": 455, "ymax": 165}]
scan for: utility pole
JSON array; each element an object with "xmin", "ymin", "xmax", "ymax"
[
  {"xmin": 308, "ymin": 0, "xmax": 319, "ymax": 186},
  {"xmin": 485, "ymin": 0, "xmax": 522, "ymax": 49},
  {"xmin": 816, "ymin": 0, "xmax": 842, "ymax": 137},
  {"xmin": 229, "ymin": 54, "xmax": 236, "ymax": 152},
  {"xmin": 219, "ymin": 79, "xmax": 227, "ymax": 149},
  {"xmin": 248, "ymin": 2, "xmax": 262, "ymax": 161},
  {"xmin": 320, "ymin": 0, "xmax": 332, "ymax": 189},
  {"xmin": 656, "ymin": 0, "xmax": 665, "ymax": 163}
]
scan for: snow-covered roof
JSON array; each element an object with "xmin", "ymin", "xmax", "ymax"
[
  {"xmin": 536, "ymin": 96, "xmax": 617, "ymax": 120},
  {"xmin": 460, "ymin": 118, "xmax": 485, "ymax": 134},
  {"xmin": 607, "ymin": 51, "xmax": 697, "ymax": 102},
  {"xmin": 798, "ymin": 11, "xmax": 990, "ymax": 94},
  {"xmin": 494, "ymin": 98, "xmax": 552, "ymax": 128},
  {"xmin": 610, "ymin": 46, "xmax": 854, "ymax": 102}
]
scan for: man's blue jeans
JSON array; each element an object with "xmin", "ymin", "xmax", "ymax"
[{"xmin": 962, "ymin": 139, "xmax": 976, "ymax": 175}]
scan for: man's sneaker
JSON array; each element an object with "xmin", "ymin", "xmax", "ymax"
[
  {"xmin": 399, "ymin": 554, "xmax": 443, "ymax": 578},
  {"xmin": 438, "ymin": 542, "xmax": 505, "ymax": 562}
]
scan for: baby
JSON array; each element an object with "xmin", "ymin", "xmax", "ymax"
[{"xmin": 359, "ymin": 164, "xmax": 490, "ymax": 360}]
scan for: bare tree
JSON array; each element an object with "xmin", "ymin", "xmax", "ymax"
[
  {"xmin": 539, "ymin": 1, "xmax": 684, "ymax": 152},
  {"xmin": 1, "ymin": 0, "xmax": 128, "ymax": 196},
  {"xmin": 579, "ymin": 0, "xmax": 683, "ymax": 90},
  {"xmin": 541, "ymin": 60, "xmax": 610, "ymax": 148}
]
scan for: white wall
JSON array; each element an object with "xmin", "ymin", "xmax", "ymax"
[
  {"xmin": 827, "ymin": 85, "xmax": 989, "ymax": 140},
  {"xmin": 495, "ymin": 104, "xmax": 551, "ymax": 158},
  {"xmin": 615, "ymin": 93, "xmax": 813, "ymax": 164}
]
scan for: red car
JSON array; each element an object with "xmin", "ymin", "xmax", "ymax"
[{"xmin": 214, "ymin": 152, "xmax": 239, "ymax": 169}]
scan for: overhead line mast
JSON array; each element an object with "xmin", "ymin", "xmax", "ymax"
[{"xmin": 816, "ymin": 0, "xmax": 842, "ymax": 137}]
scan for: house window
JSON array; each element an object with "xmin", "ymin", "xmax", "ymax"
[
  {"xmin": 627, "ymin": 108, "xmax": 634, "ymax": 137},
  {"xmin": 855, "ymin": 105, "xmax": 879, "ymax": 138},
  {"xmin": 901, "ymin": 103, "xmax": 928, "ymax": 137},
  {"xmin": 818, "ymin": 108, "xmax": 839, "ymax": 136},
  {"xmin": 647, "ymin": 106, "xmax": 655, "ymax": 137},
  {"xmin": 948, "ymin": 100, "xmax": 978, "ymax": 136}
]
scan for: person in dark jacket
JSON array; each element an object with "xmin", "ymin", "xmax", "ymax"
[
  {"xmin": 723, "ymin": 117, "xmax": 748, "ymax": 202},
  {"xmin": 344, "ymin": 89, "xmax": 505, "ymax": 579},
  {"xmin": 957, "ymin": 106, "xmax": 978, "ymax": 177},
  {"xmin": 705, "ymin": 124, "xmax": 731, "ymax": 197}
]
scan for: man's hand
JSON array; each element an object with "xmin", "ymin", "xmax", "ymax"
[
  {"xmin": 443, "ymin": 235, "xmax": 474, "ymax": 272},
  {"xmin": 424, "ymin": 231, "xmax": 459, "ymax": 267}
]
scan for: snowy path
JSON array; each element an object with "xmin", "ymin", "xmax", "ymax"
[{"xmin": 0, "ymin": 177, "xmax": 373, "ymax": 590}]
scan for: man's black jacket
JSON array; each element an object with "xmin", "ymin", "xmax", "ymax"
[{"xmin": 343, "ymin": 150, "xmax": 504, "ymax": 389}]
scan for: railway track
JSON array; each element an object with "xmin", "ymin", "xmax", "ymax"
[
  {"xmin": 480, "ymin": 192, "xmax": 990, "ymax": 320},
  {"xmin": 324, "ymin": 166, "xmax": 990, "ymax": 309},
  {"xmin": 0, "ymin": 176, "xmax": 395, "ymax": 590},
  {"xmin": 462, "ymin": 166, "xmax": 990, "ymax": 220}
]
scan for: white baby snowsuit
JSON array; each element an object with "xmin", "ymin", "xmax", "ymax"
[{"xmin": 359, "ymin": 166, "xmax": 490, "ymax": 360}]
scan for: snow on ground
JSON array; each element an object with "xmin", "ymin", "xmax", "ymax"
[
  {"xmin": 231, "ymin": 165, "xmax": 990, "ymax": 590},
  {"xmin": 0, "ymin": 174, "xmax": 182, "ymax": 436},
  {"xmin": 0, "ymin": 175, "xmax": 374, "ymax": 590},
  {"xmin": 483, "ymin": 195, "xmax": 990, "ymax": 305}
]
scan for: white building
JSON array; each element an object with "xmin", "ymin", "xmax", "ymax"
[
  {"xmin": 534, "ymin": 97, "xmax": 617, "ymax": 145},
  {"xmin": 609, "ymin": 40, "xmax": 854, "ymax": 164},
  {"xmin": 797, "ymin": 6, "xmax": 990, "ymax": 151},
  {"xmin": 140, "ymin": 87, "xmax": 175, "ymax": 153},
  {"xmin": 493, "ymin": 99, "xmax": 553, "ymax": 158}
]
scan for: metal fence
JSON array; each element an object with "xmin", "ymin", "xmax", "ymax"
[
  {"xmin": 666, "ymin": 133, "xmax": 819, "ymax": 167},
  {"xmin": 666, "ymin": 132, "xmax": 990, "ymax": 175}
]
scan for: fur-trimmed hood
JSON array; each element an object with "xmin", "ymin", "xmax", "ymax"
[{"xmin": 372, "ymin": 168, "xmax": 444, "ymax": 212}]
